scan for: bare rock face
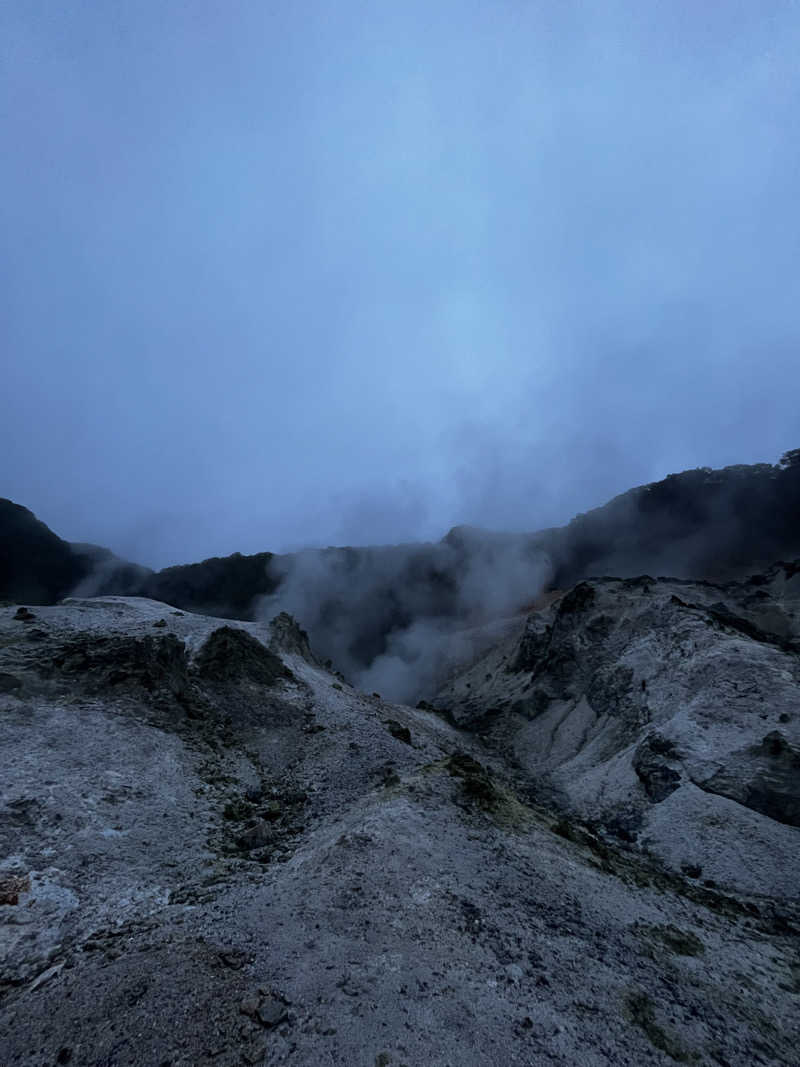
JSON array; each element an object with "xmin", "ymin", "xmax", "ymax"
[
  {"xmin": 434, "ymin": 561, "xmax": 800, "ymax": 898},
  {"xmin": 195, "ymin": 625, "xmax": 293, "ymax": 685},
  {"xmin": 632, "ymin": 733, "xmax": 682, "ymax": 802},
  {"xmin": 696, "ymin": 730, "xmax": 800, "ymax": 827},
  {"xmin": 1, "ymin": 592, "xmax": 799, "ymax": 1066},
  {"xmin": 267, "ymin": 610, "xmax": 317, "ymax": 662},
  {"xmin": 48, "ymin": 631, "xmax": 191, "ymax": 699}
]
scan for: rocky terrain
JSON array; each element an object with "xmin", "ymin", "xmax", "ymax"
[
  {"xmin": 434, "ymin": 562, "xmax": 800, "ymax": 900},
  {"xmin": 1, "ymin": 566, "xmax": 799, "ymax": 1065}
]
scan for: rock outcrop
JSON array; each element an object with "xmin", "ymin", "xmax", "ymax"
[{"xmin": 434, "ymin": 561, "xmax": 800, "ymax": 898}]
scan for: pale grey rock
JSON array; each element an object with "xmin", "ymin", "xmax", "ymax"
[
  {"xmin": 268, "ymin": 610, "xmax": 317, "ymax": 662},
  {"xmin": 434, "ymin": 563, "xmax": 800, "ymax": 899},
  {"xmin": 0, "ymin": 592, "xmax": 798, "ymax": 1066}
]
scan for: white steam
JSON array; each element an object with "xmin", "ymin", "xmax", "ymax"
[{"xmin": 259, "ymin": 531, "xmax": 551, "ymax": 703}]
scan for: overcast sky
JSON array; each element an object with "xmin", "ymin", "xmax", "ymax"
[{"xmin": 3, "ymin": 2, "xmax": 799, "ymax": 568}]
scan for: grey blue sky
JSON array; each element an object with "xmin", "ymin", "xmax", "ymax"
[{"xmin": 3, "ymin": 1, "xmax": 799, "ymax": 568}]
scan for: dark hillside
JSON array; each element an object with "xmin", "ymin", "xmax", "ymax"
[
  {"xmin": 3, "ymin": 452, "xmax": 799, "ymax": 656},
  {"xmin": 543, "ymin": 450, "xmax": 800, "ymax": 587},
  {"xmin": 0, "ymin": 499, "xmax": 90, "ymax": 604},
  {"xmin": 144, "ymin": 551, "xmax": 278, "ymax": 620}
]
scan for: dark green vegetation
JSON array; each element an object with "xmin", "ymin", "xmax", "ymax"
[
  {"xmin": 625, "ymin": 991, "xmax": 692, "ymax": 1062},
  {"xmin": 0, "ymin": 499, "xmax": 94, "ymax": 605},
  {"xmin": 643, "ymin": 923, "xmax": 705, "ymax": 957},
  {"xmin": 0, "ymin": 498, "xmax": 279, "ymax": 615},
  {"xmin": 146, "ymin": 551, "xmax": 277, "ymax": 619},
  {"xmin": 546, "ymin": 449, "xmax": 800, "ymax": 589}
]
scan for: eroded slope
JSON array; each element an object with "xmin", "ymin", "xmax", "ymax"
[
  {"xmin": 435, "ymin": 562, "xmax": 800, "ymax": 899},
  {"xmin": 0, "ymin": 595, "xmax": 798, "ymax": 1066}
]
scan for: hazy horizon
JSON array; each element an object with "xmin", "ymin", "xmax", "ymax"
[{"xmin": 4, "ymin": 3, "xmax": 800, "ymax": 569}]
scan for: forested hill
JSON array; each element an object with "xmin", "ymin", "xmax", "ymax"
[{"xmin": 3, "ymin": 450, "xmax": 799, "ymax": 623}]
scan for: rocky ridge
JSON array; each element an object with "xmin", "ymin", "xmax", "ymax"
[{"xmin": 434, "ymin": 562, "xmax": 800, "ymax": 898}]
